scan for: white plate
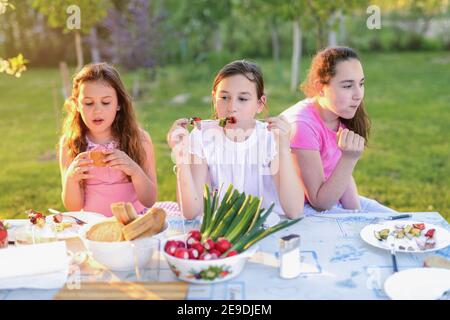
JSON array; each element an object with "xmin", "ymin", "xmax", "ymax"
[
  {"xmin": 384, "ymin": 268, "xmax": 450, "ymax": 300},
  {"xmin": 5, "ymin": 212, "xmax": 105, "ymax": 242},
  {"xmin": 360, "ymin": 220, "xmax": 450, "ymax": 253},
  {"xmin": 49, "ymin": 211, "xmax": 105, "ymax": 239}
]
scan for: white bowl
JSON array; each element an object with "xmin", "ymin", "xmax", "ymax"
[
  {"xmin": 162, "ymin": 234, "xmax": 258, "ymax": 284},
  {"xmin": 79, "ymin": 220, "xmax": 169, "ymax": 271}
]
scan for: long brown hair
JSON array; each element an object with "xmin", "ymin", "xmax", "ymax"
[
  {"xmin": 211, "ymin": 59, "xmax": 268, "ymax": 118},
  {"xmin": 301, "ymin": 47, "xmax": 371, "ymax": 141},
  {"xmin": 61, "ymin": 63, "xmax": 146, "ymax": 168}
]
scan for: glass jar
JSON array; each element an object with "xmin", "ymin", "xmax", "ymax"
[{"xmin": 14, "ymin": 223, "xmax": 57, "ymax": 245}]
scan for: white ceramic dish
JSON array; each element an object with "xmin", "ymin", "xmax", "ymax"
[
  {"xmin": 79, "ymin": 220, "xmax": 169, "ymax": 271},
  {"xmin": 384, "ymin": 267, "xmax": 450, "ymax": 300},
  {"xmin": 162, "ymin": 234, "xmax": 258, "ymax": 284},
  {"xmin": 360, "ymin": 220, "xmax": 450, "ymax": 253}
]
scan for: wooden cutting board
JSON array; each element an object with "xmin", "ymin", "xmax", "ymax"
[{"xmin": 54, "ymin": 281, "xmax": 188, "ymax": 300}]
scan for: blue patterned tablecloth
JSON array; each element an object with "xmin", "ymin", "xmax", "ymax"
[{"xmin": 1, "ymin": 211, "xmax": 449, "ymax": 300}]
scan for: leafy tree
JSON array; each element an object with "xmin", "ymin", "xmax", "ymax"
[
  {"xmin": 0, "ymin": 0, "xmax": 28, "ymax": 77},
  {"xmin": 32, "ymin": 0, "xmax": 111, "ymax": 69}
]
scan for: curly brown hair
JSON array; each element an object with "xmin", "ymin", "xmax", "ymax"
[
  {"xmin": 301, "ymin": 47, "xmax": 371, "ymax": 142},
  {"xmin": 60, "ymin": 63, "xmax": 146, "ymax": 168}
]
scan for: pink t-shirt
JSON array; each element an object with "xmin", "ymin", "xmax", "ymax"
[
  {"xmin": 282, "ymin": 98, "xmax": 345, "ymax": 180},
  {"xmin": 82, "ymin": 136, "xmax": 146, "ymax": 217}
]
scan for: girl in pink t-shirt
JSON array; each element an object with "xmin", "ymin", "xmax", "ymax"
[
  {"xmin": 283, "ymin": 47, "xmax": 395, "ymax": 213},
  {"xmin": 58, "ymin": 63, "xmax": 157, "ymax": 216}
]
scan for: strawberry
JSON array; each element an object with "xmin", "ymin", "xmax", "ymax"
[
  {"xmin": 53, "ymin": 213, "xmax": 63, "ymax": 223},
  {"xmin": 0, "ymin": 221, "xmax": 8, "ymax": 246},
  {"xmin": 413, "ymin": 223, "xmax": 425, "ymax": 230},
  {"xmin": 189, "ymin": 117, "xmax": 201, "ymax": 125},
  {"xmin": 227, "ymin": 116, "xmax": 237, "ymax": 124},
  {"xmin": 425, "ymin": 228, "xmax": 435, "ymax": 238}
]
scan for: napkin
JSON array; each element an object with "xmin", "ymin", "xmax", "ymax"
[{"xmin": 0, "ymin": 241, "xmax": 69, "ymax": 290}]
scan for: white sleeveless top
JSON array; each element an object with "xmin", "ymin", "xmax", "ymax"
[{"xmin": 189, "ymin": 120, "xmax": 284, "ymax": 215}]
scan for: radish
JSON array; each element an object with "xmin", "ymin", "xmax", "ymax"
[{"xmin": 174, "ymin": 248, "xmax": 189, "ymax": 259}]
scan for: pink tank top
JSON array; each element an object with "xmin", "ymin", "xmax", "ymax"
[{"xmin": 83, "ymin": 136, "xmax": 146, "ymax": 217}]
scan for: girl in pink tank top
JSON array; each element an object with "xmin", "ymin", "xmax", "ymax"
[{"xmin": 58, "ymin": 63, "xmax": 157, "ymax": 217}]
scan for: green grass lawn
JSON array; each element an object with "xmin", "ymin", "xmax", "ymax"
[{"xmin": 0, "ymin": 51, "xmax": 449, "ymax": 221}]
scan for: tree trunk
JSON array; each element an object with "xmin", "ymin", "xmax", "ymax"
[
  {"xmin": 75, "ymin": 30, "xmax": 84, "ymax": 71},
  {"xmin": 290, "ymin": 18, "xmax": 302, "ymax": 92},
  {"xmin": 339, "ymin": 12, "xmax": 346, "ymax": 45},
  {"xmin": 269, "ymin": 17, "xmax": 280, "ymax": 66},
  {"xmin": 89, "ymin": 27, "xmax": 101, "ymax": 63},
  {"xmin": 213, "ymin": 27, "xmax": 222, "ymax": 52},
  {"xmin": 328, "ymin": 12, "xmax": 337, "ymax": 47}
]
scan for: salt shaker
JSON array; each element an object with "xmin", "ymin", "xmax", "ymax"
[{"xmin": 279, "ymin": 234, "xmax": 301, "ymax": 279}]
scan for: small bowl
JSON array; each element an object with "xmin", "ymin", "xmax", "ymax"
[
  {"xmin": 162, "ymin": 234, "xmax": 258, "ymax": 284},
  {"xmin": 79, "ymin": 220, "xmax": 169, "ymax": 271}
]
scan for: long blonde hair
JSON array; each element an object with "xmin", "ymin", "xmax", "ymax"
[
  {"xmin": 61, "ymin": 63, "xmax": 146, "ymax": 168},
  {"xmin": 301, "ymin": 47, "xmax": 371, "ymax": 142}
]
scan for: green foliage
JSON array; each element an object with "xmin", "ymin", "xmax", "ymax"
[
  {"xmin": 31, "ymin": 0, "xmax": 110, "ymax": 34},
  {"xmin": 0, "ymin": 0, "xmax": 27, "ymax": 77},
  {"xmin": 0, "ymin": 53, "xmax": 28, "ymax": 77}
]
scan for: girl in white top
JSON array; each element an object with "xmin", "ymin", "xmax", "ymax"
[{"xmin": 167, "ymin": 60, "xmax": 304, "ymax": 220}]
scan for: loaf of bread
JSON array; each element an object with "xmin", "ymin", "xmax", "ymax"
[
  {"xmin": 86, "ymin": 219, "xmax": 124, "ymax": 242},
  {"xmin": 89, "ymin": 150, "xmax": 107, "ymax": 167},
  {"xmin": 122, "ymin": 207, "xmax": 166, "ymax": 241},
  {"xmin": 111, "ymin": 202, "xmax": 138, "ymax": 225},
  {"xmin": 423, "ymin": 255, "xmax": 450, "ymax": 270}
]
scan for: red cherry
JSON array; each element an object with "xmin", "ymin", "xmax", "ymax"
[{"xmin": 174, "ymin": 248, "xmax": 189, "ymax": 259}]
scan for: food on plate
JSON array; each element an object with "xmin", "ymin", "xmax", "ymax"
[
  {"xmin": 122, "ymin": 207, "xmax": 166, "ymax": 241},
  {"xmin": 374, "ymin": 222, "xmax": 437, "ymax": 250},
  {"xmin": 27, "ymin": 209, "xmax": 46, "ymax": 227},
  {"xmin": 89, "ymin": 149, "xmax": 107, "ymax": 167},
  {"xmin": 111, "ymin": 202, "xmax": 138, "ymax": 225},
  {"xmin": 86, "ymin": 219, "xmax": 124, "ymax": 242}
]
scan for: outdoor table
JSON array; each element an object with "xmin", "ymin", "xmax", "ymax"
[{"xmin": 1, "ymin": 211, "xmax": 449, "ymax": 300}]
